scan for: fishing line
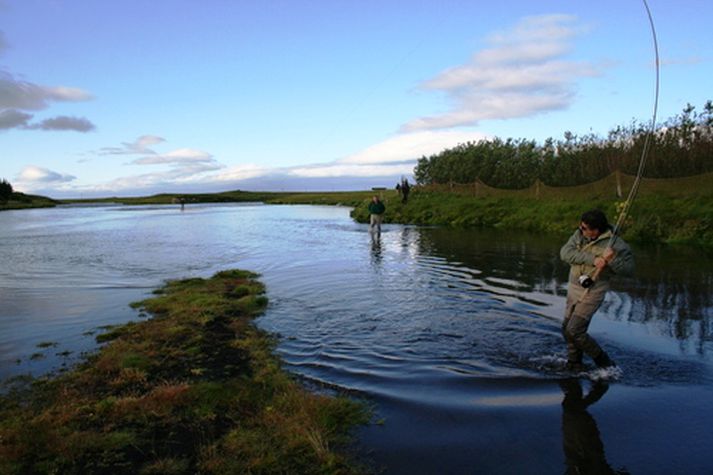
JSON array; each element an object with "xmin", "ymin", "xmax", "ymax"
[
  {"xmin": 578, "ymin": 0, "xmax": 659, "ymax": 292},
  {"xmin": 609, "ymin": 0, "xmax": 660, "ymax": 247}
]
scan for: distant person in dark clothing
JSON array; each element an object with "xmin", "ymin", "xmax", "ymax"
[
  {"xmin": 560, "ymin": 209, "xmax": 635, "ymax": 371},
  {"xmin": 368, "ymin": 196, "xmax": 386, "ymax": 234},
  {"xmin": 400, "ymin": 178, "xmax": 410, "ymax": 204}
]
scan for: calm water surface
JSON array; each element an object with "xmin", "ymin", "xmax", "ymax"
[{"xmin": 1, "ymin": 203, "xmax": 712, "ymax": 474}]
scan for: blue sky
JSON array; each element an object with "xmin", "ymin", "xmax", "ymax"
[{"xmin": 1, "ymin": 0, "xmax": 710, "ymax": 198}]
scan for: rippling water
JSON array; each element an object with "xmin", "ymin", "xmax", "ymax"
[{"xmin": 1, "ymin": 203, "xmax": 712, "ymax": 474}]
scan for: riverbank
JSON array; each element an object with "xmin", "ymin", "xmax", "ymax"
[
  {"xmin": 0, "ymin": 191, "xmax": 59, "ymax": 211},
  {"xmin": 351, "ymin": 172, "xmax": 713, "ymax": 249},
  {"xmin": 0, "ymin": 270, "xmax": 368, "ymax": 474}
]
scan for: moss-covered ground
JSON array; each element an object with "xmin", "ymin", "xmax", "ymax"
[{"xmin": 0, "ymin": 270, "xmax": 369, "ymax": 475}]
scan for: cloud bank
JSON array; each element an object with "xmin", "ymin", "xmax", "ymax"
[
  {"xmin": 18, "ymin": 126, "xmax": 491, "ymax": 197},
  {"xmin": 402, "ymin": 14, "xmax": 599, "ymax": 131},
  {"xmin": 0, "ymin": 29, "xmax": 96, "ymax": 132}
]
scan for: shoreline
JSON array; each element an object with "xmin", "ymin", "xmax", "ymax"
[
  {"xmin": 0, "ymin": 270, "xmax": 369, "ymax": 474},
  {"xmin": 4, "ymin": 171, "xmax": 712, "ymax": 248}
]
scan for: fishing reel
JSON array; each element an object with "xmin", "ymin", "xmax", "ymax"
[{"xmin": 578, "ymin": 275, "xmax": 595, "ymax": 289}]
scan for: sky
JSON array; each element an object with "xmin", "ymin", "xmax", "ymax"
[{"xmin": 1, "ymin": 0, "xmax": 711, "ymax": 198}]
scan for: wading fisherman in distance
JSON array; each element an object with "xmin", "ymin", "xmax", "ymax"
[
  {"xmin": 560, "ymin": 209, "xmax": 635, "ymax": 371},
  {"xmin": 368, "ymin": 195, "xmax": 386, "ymax": 234}
]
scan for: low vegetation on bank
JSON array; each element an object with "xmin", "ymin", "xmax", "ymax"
[
  {"xmin": 0, "ymin": 192, "xmax": 59, "ymax": 211},
  {"xmin": 59, "ymin": 190, "xmax": 376, "ymax": 208},
  {"xmin": 0, "ymin": 270, "xmax": 369, "ymax": 474},
  {"xmin": 351, "ymin": 172, "xmax": 713, "ymax": 249}
]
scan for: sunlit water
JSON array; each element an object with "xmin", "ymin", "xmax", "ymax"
[{"xmin": 1, "ymin": 203, "xmax": 712, "ymax": 474}]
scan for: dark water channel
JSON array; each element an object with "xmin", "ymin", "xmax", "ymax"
[{"xmin": 1, "ymin": 203, "xmax": 712, "ymax": 474}]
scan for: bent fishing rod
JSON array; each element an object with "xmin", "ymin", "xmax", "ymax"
[{"xmin": 580, "ymin": 0, "xmax": 660, "ymax": 288}]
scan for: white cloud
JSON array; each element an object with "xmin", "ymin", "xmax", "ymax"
[
  {"xmin": 135, "ymin": 135, "xmax": 165, "ymax": 151},
  {"xmin": 288, "ymin": 163, "xmax": 413, "ymax": 178},
  {"xmin": 100, "ymin": 135, "xmax": 166, "ymax": 155},
  {"xmin": 660, "ymin": 56, "xmax": 704, "ymax": 67},
  {"xmin": 43, "ymin": 86, "xmax": 94, "ymax": 102},
  {"xmin": 402, "ymin": 14, "xmax": 600, "ymax": 131},
  {"xmin": 132, "ymin": 148, "xmax": 215, "ymax": 165},
  {"xmin": 15, "ymin": 165, "xmax": 76, "ymax": 186},
  {"xmin": 339, "ymin": 130, "xmax": 490, "ymax": 165},
  {"xmin": 212, "ymin": 164, "xmax": 273, "ymax": 182},
  {"xmin": 487, "ymin": 14, "xmax": 581, "ymax": 48},
  {"xmin": 212, "ymin": 130, "xmax": 488, "ymax": 181}
]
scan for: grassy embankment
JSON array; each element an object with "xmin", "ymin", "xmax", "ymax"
[
  {"xmin": 0, "ymin": 191, "xmax": 59, "ymax": 211},
  {"xmin": 350, "ymin": 173, "xmax": 713, "ymax": 249},
  {"xmin": 0, "ymin": 270, "xmax": 369, "ymax": 475}
]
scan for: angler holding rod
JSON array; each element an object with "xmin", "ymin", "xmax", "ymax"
[
  {"xmin": 559, "ymin": 0, "xmax": 659, "ymax": 373},
  {"xmin": 560, "ymin": 210, "xmax": 635, "ymax": 371}
]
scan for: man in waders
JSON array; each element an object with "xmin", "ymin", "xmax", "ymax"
[
  {"xmin": 560, "ymin": 209, "xmax": 635, "ymax": 371},
  {"xmin": 368, "ymin": 195, "xmax": 386, "ymax": 234}
]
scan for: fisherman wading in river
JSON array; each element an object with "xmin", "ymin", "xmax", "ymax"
[
  {"xmin": 560, "ymin": 209, "xmax": 635, "ymax": 371},
  {"xmin": 368, "ymin": 195, "xmax": 386, "ymax": 235}
]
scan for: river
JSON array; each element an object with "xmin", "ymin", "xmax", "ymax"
[{"xmin": 1, "ymin": 203, "xmax": 711, "ymax": 474}]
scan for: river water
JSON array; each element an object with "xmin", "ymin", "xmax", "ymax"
[{"xmin": 1, "ymin": 203, "xmax": 712, "ymax": 474}]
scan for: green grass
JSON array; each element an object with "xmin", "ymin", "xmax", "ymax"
[
  {"xmin": 0, "ymin": 270, "xmax": 370, "ymax": 475},
  {"xmin": 0, "ymin": 192, "xmax": 59, "ymax": 211},
  {"xmin": 349, "ymin": 173, "xmax": 713, "ymax": 248},
  {"xmin": 59, "ymin": 189, "xmax": 378, "ymax": 207}
]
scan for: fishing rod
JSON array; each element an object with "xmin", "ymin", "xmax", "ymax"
[
  {"xmin": 609, "ymin": 0, "xmax": 660, "ymax": 248},
  {"xmin": 582, "ymin": 0, "xmax": 660, "ymax": 286}
]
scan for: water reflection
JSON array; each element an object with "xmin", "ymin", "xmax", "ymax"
[
  {"xmin": 559, "ymin": 379, "xmax": 630, "ymax": 475},
  {"xmin": 370, "ymin": 232, "xmax": 382, "ymax": 267}
]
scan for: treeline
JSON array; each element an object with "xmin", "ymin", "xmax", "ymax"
[
  {"xmin": 0, "ymin": 179, "xmax": 13, "ymax": 202},
  {"xmin": 414, "ymin": 101, "xmax": 713, "ymax": 189}
]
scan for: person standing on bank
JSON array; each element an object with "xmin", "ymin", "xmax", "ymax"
[
  {"xmin": 368, "ymin": 195, "xmax": 386, "ymax": 235},
  {"xmin": 400, "ymin": 178, "xmax": 410, "ymax": 204},
  {"xmin": 560, "ymin": 209, "xmax": 635, "ymax": 371}
]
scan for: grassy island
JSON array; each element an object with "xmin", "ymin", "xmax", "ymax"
[{"xmin": 0, "ymin": 270, "xmax": 369, "ymax": 474}]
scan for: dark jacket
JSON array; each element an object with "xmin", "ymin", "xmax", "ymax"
[{"xmin": 368, "ymin": 201, "xmax": 385, "ymax": 215}]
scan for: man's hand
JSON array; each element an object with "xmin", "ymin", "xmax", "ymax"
[
  {"xmin": 602, "ymin": 248, "xmax": 616, "ymax": 262},
  {"xmin": 594, "ymin": 248, "xmax": 616, "ymax": 270},
  {"xmin": 594, "ymin": 257, "xmax": 608, "ymax": 269}
]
